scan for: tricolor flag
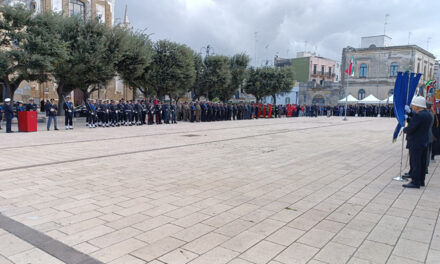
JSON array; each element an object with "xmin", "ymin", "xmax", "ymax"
[{"xmin": 345, "ymin": 56, "xmax": 355, "ymax": 77}]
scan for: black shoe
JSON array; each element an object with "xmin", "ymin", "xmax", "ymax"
[
  {"xmin": 402, "ymin": 175, "xmax": 411, "ymax": 180},
  {"xmin": 403, "ymin": 173, "xmax": 411, "ymax": 177},
  {"xmin": 55, "ymin": 128, "xmax": 59, "ymax": 131},
  {"xmin": 6, "ymin": 131, "xmax": 14, "ymax": 133},
  {"xmin": 403, "ymin": 183, "xmax": 420, "ymax": 189}
]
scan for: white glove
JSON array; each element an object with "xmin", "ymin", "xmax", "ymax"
[
  {"xmin": 404, "ymin": 114, "xmax": 408, "ymax": 119},
  {"xmin": 404, "ymin": 105, "xmax": 410, "ymax": 113}
]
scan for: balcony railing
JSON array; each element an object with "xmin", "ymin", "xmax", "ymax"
[{"xmin": 311, "ymin": 72, "xmax": 336, "ymax": 78}]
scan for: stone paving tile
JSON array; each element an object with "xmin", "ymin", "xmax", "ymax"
[
  {"xmin": 2, "ymin": 118, "xmax": 440, "ymax": 263},
  {"xmin": 8, "ymin": 248, "xmax": 65, "ymax": 264},
  {"xmin": 239, "ymin": 240, "xmax": 285, "ymax": 264},
  {"xmin": 314, "ymin": 241, "xmax": 356, "ymax": 264},
  {"xmin": 274, "ymin": 242, "xmax": 319, "ymax": 264}
]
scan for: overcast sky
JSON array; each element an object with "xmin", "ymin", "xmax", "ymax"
[{"xmin": 115, "ymin": 0, "xmax": 439, "ymax": 66}]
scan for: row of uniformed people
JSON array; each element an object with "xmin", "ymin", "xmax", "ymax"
[
  {"xmin": 84, "ymin": 99, "xmax": 177, "ymax": 128},
  {"xmin": 177, "ymin": 102, "xmax": 265, "ymax": 122}
]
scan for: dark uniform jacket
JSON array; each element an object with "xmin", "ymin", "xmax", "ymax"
[{"xmin": 404, "ymin": 110, "xmax": 432, "ymax": 150}]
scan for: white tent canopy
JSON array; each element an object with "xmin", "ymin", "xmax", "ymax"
[
  {"xmin": 381, "ymin": 95, "xmax": 393, "ymax": 104},
  {"xmin": 338, "ymin": 95, "xmax": 358, "ymax": 104},
  {"xmin": 359, "ymin": 94, "xmax": 381, "ymax": 104}
]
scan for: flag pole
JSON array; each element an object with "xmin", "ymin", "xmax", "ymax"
[
  {"xmin": 393, "ymin": 69, "xmax": 412, "ymax": 182},
  {"xmin": 344, "ymin": 76, "xmax": 348, "ymax": 121}
]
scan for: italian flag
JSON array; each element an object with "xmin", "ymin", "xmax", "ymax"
[{"xmin": 345, "ymin": 56, "xmax": 355, "ymax": 77}]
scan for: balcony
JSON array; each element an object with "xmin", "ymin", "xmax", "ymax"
[{"xmin": 311, "ymin": 72, "xmax": 336, "ymax": 78}]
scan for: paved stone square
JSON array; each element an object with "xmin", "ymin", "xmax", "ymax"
[{"xmin": 0, "ymin": 117, "xmax": 440, "ymax": 264}]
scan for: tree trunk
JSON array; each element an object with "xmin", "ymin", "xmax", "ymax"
[
  {"xmin": 272, "ymin": 94, "xmax": 276, "ymax": 105},
  {"xmin": 56, "ymin": 82, "xmax": 65, "ymax": 116}
]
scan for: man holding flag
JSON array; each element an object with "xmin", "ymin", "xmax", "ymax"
[{"xmin": 402, "ymin": 96, "xmax": 432, "ymax": 188}]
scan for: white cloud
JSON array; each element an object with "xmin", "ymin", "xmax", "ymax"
[{"xmin": 116, "ymin": 0, "xmax": 439, "ymax": 65}]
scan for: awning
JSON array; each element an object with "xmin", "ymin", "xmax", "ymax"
[
  {"xmin": 359, "ymin": 94, "xmax": 381, "ymax": 104},
  {"xmin": 338, "ymin": 94, "xmax": 358, "ymax": 104}
]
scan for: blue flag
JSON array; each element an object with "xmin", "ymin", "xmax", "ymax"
[{"xmin": 393, "ymin": 72, "xmax": 422, "ymax": 140}]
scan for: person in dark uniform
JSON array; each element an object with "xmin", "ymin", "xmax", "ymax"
[
  {"xmin": 147, "ymin": 101, "xmax": 154, "ymax": 125},
  {"xmin": 40, "ymin": 99, "xmax": 45, "ymax": 112},
  {"xmin": 25, "ymin": 98, "xmax": 38, "ymax": 111},
  {"xmin": 170, "ymin": 102, "xmax": 177, "ymax": 124},
  {"xmin": 86, "ymin": 99, "xmax": 97, "ymax": 128},
  {"xmin": 155, "ymin": 101, "xmax": 162, "ymax": 124},
  {"xmin": 63, "ymin": 96, "xmax": 74, "ymax": 129},
  {"xmin": 45, "ymin": 98, "xmax": 59, "ymax": 131},
  {"xmin": 403, "ymin": 96, "xmax": 432, "ymax": 189},
  {"xmin": 3, "ymin": 98, "xmax": 14, "ymax": 133},
  {"xmin": 0, "ymin": 104, "xmax": 3, "ymax": 130}
]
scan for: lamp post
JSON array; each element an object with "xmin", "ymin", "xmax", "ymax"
[{"xmin": 343, "ymin": 47, "xmax": 356, "ymax": 121}]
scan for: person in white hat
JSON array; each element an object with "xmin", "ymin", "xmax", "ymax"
[
  {"xmin": 3, "ymin": 98, "xmax": 14, "ymax": 133},
  {"xmin": 402, "ymin": 96, "xmax": 432, "ymax": 188},
  {"xmin": 63, "ymin": 96, "xmax": 74, "ymax": 130}
]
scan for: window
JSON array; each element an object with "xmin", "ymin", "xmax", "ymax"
[
  {"xmin": 359, "ymin": 64, "xmax": 367, "ymax": 78},
  {"xmin": 69, "ymin": 0, "xmax": 85, "ymax": 19},
  {"xmin": 388, "ymin": 89, "xmax": 394, "ymax": 96},
  {"xmin": 390, "ymin": 62, "xmax": 398, "ymax": 77},
  {"xmin": 358, "ymin": 89, "xmax": 366, "ymax": 100},
  {"xmin": 313, "ymin": 64, "xmax": 317, "ymax": 75},
  {"xmin": 424, "ymin": 66, "xmax": 427, "ymax": 78},
  {"xmin": 417, "ymin": 63, "xmax": 420, "ymax": 73},
  {"xmin": 321, "ymin": 66, "xmax": 324, "ymax": 75},
  {"xmin": 328, "ymin": 67, "xmax": 332, "ymax": 77},
  {"xmin": 320, "ymin": 80, "xmax": 323, "ymax": 85},
  {"xmin": 285, "ymin": 97, "xmax": 291, "ymax": 105}
]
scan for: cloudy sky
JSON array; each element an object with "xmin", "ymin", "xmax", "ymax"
[{"xmin": 115, "ymin": 0, "xmax": 439, "ymax": 66}]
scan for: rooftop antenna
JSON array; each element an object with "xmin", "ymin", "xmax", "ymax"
[
  {"xmin": 384, "ymin": 14, "xmax": 390, "ymax": 35},
  {"xmin": 305, "ymin": 41, "xmax": 308, "ymax": 52},
  {"xmin": 408, "ymin": 32, "xmax": 412, "ymax": 45}
]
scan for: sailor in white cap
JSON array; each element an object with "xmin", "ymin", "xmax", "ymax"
[
  {"xmin": 25, "ymin": 98, "xmax": 38, "ymax": 111},
  {"xmin": 63, "ymin": 95, "xmax": 74, "ymax": 130},
  {"xmin": 403, "ymin": 96, "xmax": 432, "ymax": 188},
  {"xmin": 3, "ymin": 98, "xmax": 14, "ymax": 133}
]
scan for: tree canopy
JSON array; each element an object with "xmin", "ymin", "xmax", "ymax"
[{"xmin": 0, "ymin": 5, "xmax": 296, "ymax": 109}]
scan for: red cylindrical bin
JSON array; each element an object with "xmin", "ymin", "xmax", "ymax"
[{"xmin": 18, "ymin": 111, "xmax": 38, "ymax": 132}]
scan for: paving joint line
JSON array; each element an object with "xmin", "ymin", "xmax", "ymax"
[
  {"xmin": 348, "ymin": 155, "xmax": 440, "ymax": 263},
  {"xmin": 0, "ymin": 120, "xmax": 371, "ymax": 173},
  {"xmin": 0, "ymin": 119, "xmax": 336, "ymax": 151},
  {"xmin": 0, "ymin": 213, "xmax": 104, "ymax": 264},
  {"xmin": 267, "ymin": 147, "xmax": 399, "ymax": 263}
]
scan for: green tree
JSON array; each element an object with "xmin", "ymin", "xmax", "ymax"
[
  {"xmin": 227, "ymin": 53, "xmax": 250, "ymax": 101},
  {"xmin": 204, "ymin": 55, "xmax": 231, "ymax": 102},
  {"xmin": 146, "ymin": 40, "xmax": 195, "ymax": 100},
  {"xmin": 52, "ymin": 16, "xmax": 117, "ymax": 111},
  {"xmin": 245, "ymin": 67, "xmax": 266, "ymax": 103},
  {"xmin": 192, "ymin": 53, "xmax": 208, "ymax": 100},
  {"xmin": 0, "ymin": 6, "xmax": 67, "ymax": 99},
  {"xmin": 268, "ymin": 66, "xmax": 294, "ymax": 105},
  {"xmin": 113, "ymin": 28, "xmax": 153, "ymax": 99}
]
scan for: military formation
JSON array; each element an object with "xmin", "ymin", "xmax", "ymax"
[
  {"xmin": 82, "ymin": 99, "xmax": 274, "ymax": 128},
  {"xmin": 1, "ymin": 97, "xmax": 399, "ymax": 133}
]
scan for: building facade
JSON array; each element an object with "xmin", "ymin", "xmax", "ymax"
[
  {"xmin": 298, "ymin": 81, "xmax": 342, "ymax": 106},
  {"xmin": 275, "ymin": 52, "xmax": 341, "ymax": 106},
  {"xmin": 275, "ymin": 52, "xmax": 340, "ymax": 84},
  {"xmin": 434, "ymin": 61, "xmax": 440, "ymax": 89},
  {"xmin": 341, "ymin": 35, "xmax": 436, "ymax": 101},
  {"xmin": 0, "ymin": 0, "xmax": 134, "ymax": 105}
]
